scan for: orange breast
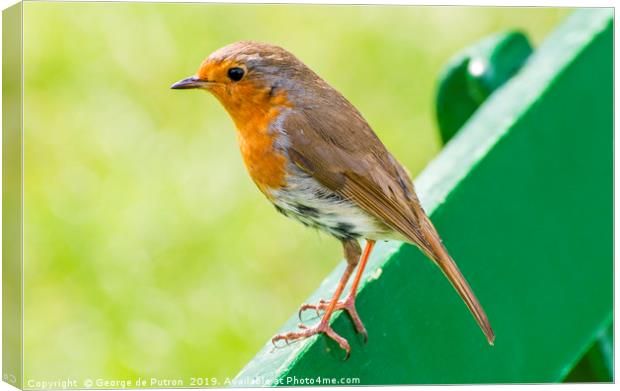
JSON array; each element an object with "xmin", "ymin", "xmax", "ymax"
[{"xmin": 221, "ymin": 85, "xmax": 293, "ymax": 196}]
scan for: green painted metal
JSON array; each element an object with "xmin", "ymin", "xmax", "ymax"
[
  {"xmin": 437, "ymin": 14, "xmax": 614, "ymax": 386},
  {"xmin": 436, "ymin": 30, "xmax": 532, "ymax": 144},
  {"xmin": 234, "ymin": 9, "xmax": 612, "ymax": 385},
  {"xmin": 565, "ymin": 324, "xmax": 613, "ymax": 382}
]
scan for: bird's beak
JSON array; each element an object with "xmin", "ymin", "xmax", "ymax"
[{"xmin": 170, "ymin": 76, "xmax": 208, "ymax": 90}]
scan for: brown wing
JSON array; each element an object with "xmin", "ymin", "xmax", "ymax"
[
  {"xmin": 283, "ymin": 100, "xmax": 427, "ymax": 246},
  {"xmin": 283, "ymin": 102, "xmax": 495, "ymax": 345}
]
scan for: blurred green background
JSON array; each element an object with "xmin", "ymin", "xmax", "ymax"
[{"xmin": 22, "ymin": 2, "xmax": 568, "ymax": 385}]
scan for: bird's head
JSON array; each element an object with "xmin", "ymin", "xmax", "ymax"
[{"xmin": 171, "ymin": 41, "xmax": 315, "ymax": 127}]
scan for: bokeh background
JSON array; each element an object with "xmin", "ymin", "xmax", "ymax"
[{"xmin": 23, "ymin": 2, "xmax": 568, "ymax": 384}]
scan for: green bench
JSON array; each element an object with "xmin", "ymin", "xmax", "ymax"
[{"xmin": 233, "ymin": 8, "xmax": 613, "ymax": 385}]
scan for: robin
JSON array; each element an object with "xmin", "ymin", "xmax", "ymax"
[{"xmin": 171, "ymin": 41, "xmax": 494, "ymax": 358}]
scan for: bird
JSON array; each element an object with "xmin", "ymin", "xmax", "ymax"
[{"xmin": 171, "ymin": 41, "xmax": 494, "ymax": 358}]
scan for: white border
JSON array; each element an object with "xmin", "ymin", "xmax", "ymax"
[{"xmin": 0, "ymin": 2, "xmax": 616, "ymax": 391}]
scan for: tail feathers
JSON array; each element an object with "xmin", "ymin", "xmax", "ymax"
[{"xmin": 418, "ymin": 218, "xmax": 495, "ymax": 345}]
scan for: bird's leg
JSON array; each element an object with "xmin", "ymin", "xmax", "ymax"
[
  {"xmin": 338, "ymin": 239, "xmax": 375, "ymax": 340},
  {"xmin": 272, "ymin": 240, "xmax": 362, "ymax": 358},
  {"xmin": 299, "ymin": 240, "xmax": 375, "ymax": 342}
]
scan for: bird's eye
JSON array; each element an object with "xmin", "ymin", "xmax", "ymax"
[{"xmin": 227, "ymin": 67, "xmax": 245, "ymax": 82}]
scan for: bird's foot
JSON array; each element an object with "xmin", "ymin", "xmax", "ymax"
[
  {"xmin": 271, "ymin": 320, "xmax": 351, "ymax": 359},
  {"xmin": 298, "ymin": 296, "xmax": 367, "ymax": 342}
]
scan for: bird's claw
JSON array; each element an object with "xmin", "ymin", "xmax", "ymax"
[
  {"xmin": 298, "ymin": 296, "xmax": 368, "ymax": 342},
  {"xmin": 298, "ymin": 299, "xmax": 330, "ymax": 320},
  {"xmin": 271, "ymin": 321, "xmax": 351, "ymax": 360}
]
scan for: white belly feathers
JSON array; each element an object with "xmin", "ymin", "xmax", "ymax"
[{"xmin": 268, "ymin": 168, "xmax": 392, "ymax": 241}]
